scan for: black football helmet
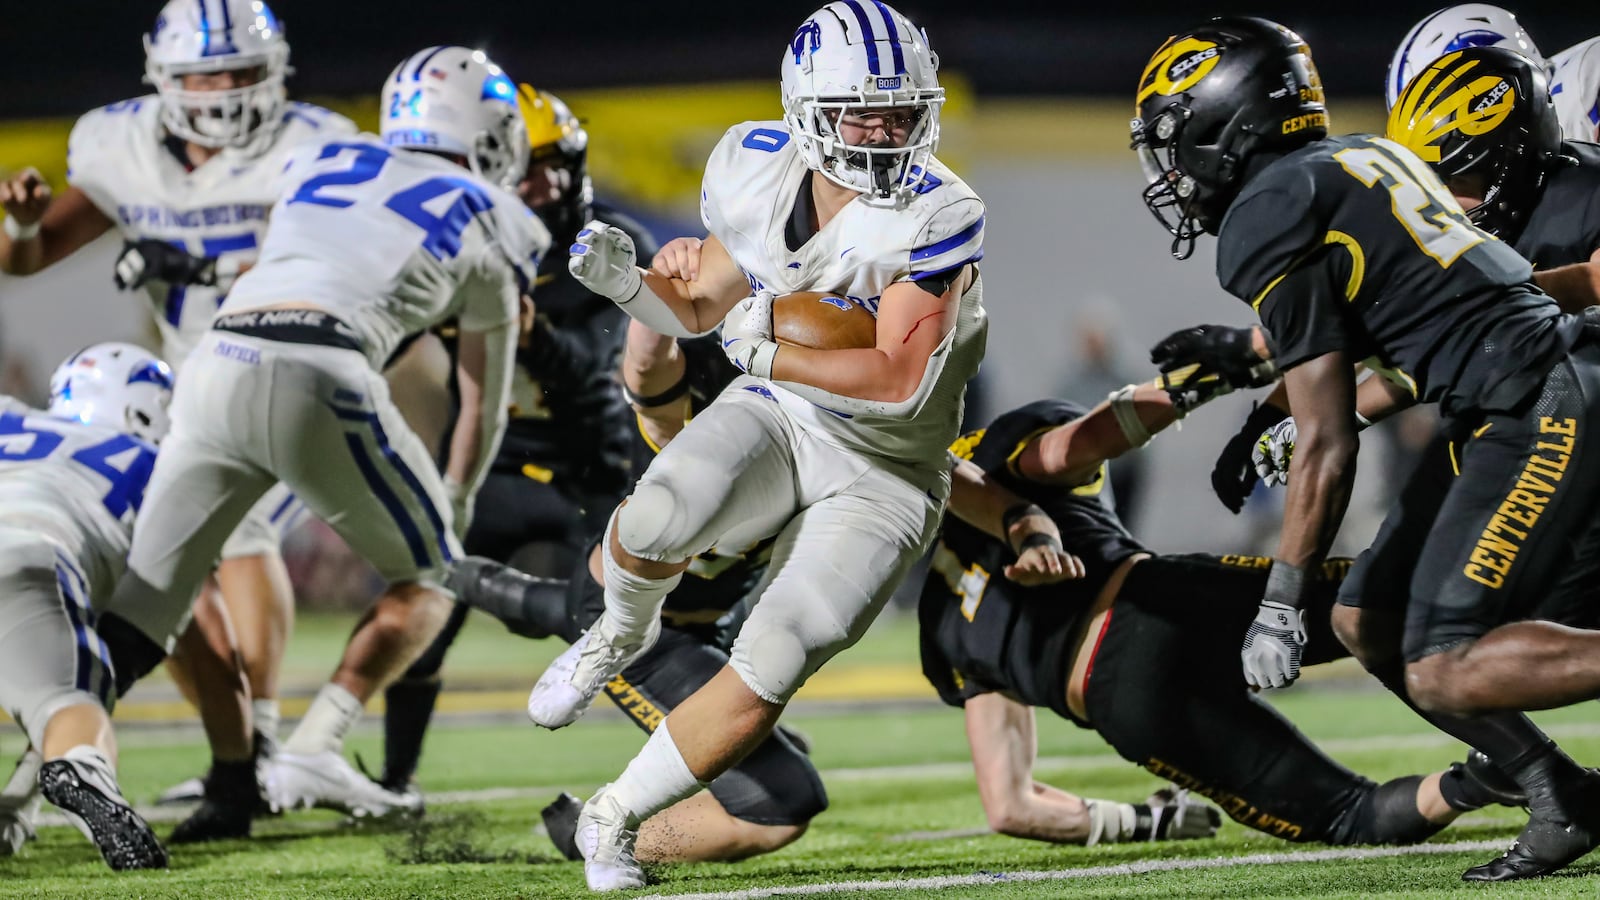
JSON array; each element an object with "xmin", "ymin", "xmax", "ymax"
[
  {"xmin": 1132, "ymin": 17, "xmax": 1329, "ymax": 259},
  {"xmin": 1386, "ymin": 46, "xmax": 1565, "ymax": 242}
]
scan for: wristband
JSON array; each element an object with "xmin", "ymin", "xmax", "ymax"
[
  {"xmin": 1354, "ymin": 410, "xmax": 1373, "ymax": 429},
  {"xmin": 1018, "ymin": 532, "xmax": 1062, "ymax": 553},
  {"xmin": 1264, "ymin": 561, "xmax": 1307, "ymax": 609},
  {"xmin": 622, "ymin": 368, "xmax": 692, "ymax": 408},
  {"xmin": 4, "ymin": 216, "xmax": 40, "ymax": 241},
  {"xmin": 1109, "ymin": 384, "xmax": 1154, "ymax": 446},
  {"xmin": 1001, "ymin": 501, "xmax": 1043, "ymax": 535}
]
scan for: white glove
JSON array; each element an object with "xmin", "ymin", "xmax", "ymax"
[
  {"xmin": 567, "ymin": 220, "xmax": 642, "ymax": 304},
  {"xmin": 1241, "ymin": 600, "xmax": 1307, "ymax": 689},
  {"xmin": 720, "ymin": 290, "xmax": 779, "ymax": 379},
  {"xmin": 1252, "ymin": 417, "xmax": 1297, "ymax": 488}
]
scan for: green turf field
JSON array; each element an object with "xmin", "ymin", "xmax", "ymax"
[{"xmin": 2, "ymin": 610, "xmax": 1597, "ymax": 898}]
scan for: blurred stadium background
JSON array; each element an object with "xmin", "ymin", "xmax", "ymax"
[{"xmin": 3, "ymin": 2, "xmax": 1600, "ymax": 895}]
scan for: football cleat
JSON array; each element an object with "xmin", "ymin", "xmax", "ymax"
[
  {"xmin": 1462, "ymin": 749, "xmax": 1529, "ymax": 808},
  {"xmin": 0, "ymin": 749, "xmax": 43, "ymax": 856},
  {"xmin": 1463, "ymin": 766, "xmax": 1600, "ymax": 881},
  {"xmin": 576, "ymin": 788, "xmax": 646, "ymax": 892},
  {"xmin": 527, "ymin": 621, "xmax": 658, "ymax": 730},
  {"xmin": 263, "ymin": 750, "xmax": 424, "ymax": 820},
  {"xmin": 169, "ymin": 760, "xmax": 258, "ymax": 844},
  {"xmin": 541, "ymin": 791, "xmax": 583, "ymax": 861},
  {"xmin": 39, "ymin": 754, "xmax": 168, "ymax": 870}
]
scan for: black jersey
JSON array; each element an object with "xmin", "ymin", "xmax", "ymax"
[
  {"xmin": 1218, "ymin": 134, "xmax": 1584, "ymax": 418},
  {"xmin": 1515, "ymin": 141, "xmax": 1600, "ymax": 268},
  {"xmin": 919, "ymin": 399, "xmax": 1148, "ymax": 723},
  {"xmin": 446, "ymin": 200, "xmax": 656, "ymax": 499}
]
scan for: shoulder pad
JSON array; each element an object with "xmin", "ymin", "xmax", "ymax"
[
  {"xmin": 1215, "ymin": 150, "xmax": 1322, "ymax": 305},
  {"xmin": 908, "ymin": 194, "xmax": 984, "ymax": 283}
]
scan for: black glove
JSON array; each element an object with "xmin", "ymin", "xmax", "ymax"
[
  {"xmin": 1150, "ymin": 324, "xmax": 1279, "ymax": 391},
  {"xmin": 1211, "ymin": 399, "xmax": 1290, "ymax": 513},
  {"xmin": 113, "ymin": 239, "xmax": 217, "ymax": 291}
]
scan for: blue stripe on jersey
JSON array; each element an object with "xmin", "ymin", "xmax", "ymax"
[
  {"xmin": 912, "ymin": 214, "xmax": 985, "ymax": 262},
  {"xmin": 870, "ymin": 0, "xmax": 906, "ymax": 75},
  {"xmin": 332, "ymin": 405, "xmax": 453, "ymax": 567},
  {"xmin": 410, "ymin": 46, "xmax": 448, "ymax": 82},
  {"xmin": 838, "ymin": 0, "xmax": 882, "ymax": 76},
  {"xmin": 911, "ymin": 250, "xmax": 983, "ymax": 281},
  {"xmin": 268, "ymin": 490, "xmax": 298, "ymax": 524}
]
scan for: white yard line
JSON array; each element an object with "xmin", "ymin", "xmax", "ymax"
[
  {"xmin": 38, "ymin": 720, "xmax": 1600, "ymax": 828},
  {"xmin": 653, "ymin": 840, "xmax": 1513, "ymax": 899}
]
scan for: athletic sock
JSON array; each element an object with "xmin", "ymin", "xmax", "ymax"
[
  {"xmin": 603, "ymin": 719, "xmax": 706, "ymax": 823},
  {"xmin": 598, "ymin": 519, "xmax": 681, "ymax": 646},
  {"xmin": 381, "ymin": 677, "xmax": 442, "ymax": 789},
  {"xmin": 283, "ymin": 684, "xmax": 363, "ymax": 756},
  {"xmin": 252, "ymin": 698, "xmax": 281, "ymax": 746}
]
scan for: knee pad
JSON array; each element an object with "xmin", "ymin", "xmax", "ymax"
[
  {"xmin": 708, "ymin": 733, "xmax": 829, "ymax": 826},
  {"xmin": 615, "ymin": 482, "xmax": 689, "ymax": 561},
  {"xmin": 731, "ymin": 621, "xmax": 815, "ymax": 705}
]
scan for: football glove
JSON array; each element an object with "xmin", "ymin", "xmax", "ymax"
[
  {"xmin": 113, "ymin": 239, "xmax": 217, "ymax": 291},
  {"xmin": 1144, "ymin": 786, "xmax": 1223, "ymax": 840},
  {"xmin": 1153, "ymin": 362, "xmax": 1233, "ymax": 414},
  {"xmin": 1150, "ymin": 324, "xmax": 1279, "ymax": 394},
  {"xmin": 567, "ymin": 220, "xmax": 641, "ymax": 303},
  {"xmin": 1253, "ymin": 417, "xmax": 1298, "ymax": 488},
  {"xmin": 720, "ymin": 290, "xmax": 779, "ymax": 378},
  {"xmin": 1212, "ymin": 400, "xmax": 1291, "ymax": 513},
  {"xmin": 1242, "ymin": 600, "xmax": 1307, "ymax": 689}
]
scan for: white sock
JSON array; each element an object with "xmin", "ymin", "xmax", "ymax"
[
  {"xmin": 61, "ymin": 745, "xmax": 123, "ymax": 801},
  {"xmin": 283, "ymin": 684, "xmax": 363, "ymax": 756},
  {"xmin": 252, "ymin": 698, "xmax": 281, "ymax": 744},
  {"xmin": 598, "ymin": 517, "xmax": 682, "ymax": 646},
  {"xmin": 603, "ymin": 719, "xmax": 705, "ymax": 823}
]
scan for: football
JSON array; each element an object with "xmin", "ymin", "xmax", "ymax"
[{"xmin": 772, "ymin": 291, "xmax": 877, "ymax": 351}]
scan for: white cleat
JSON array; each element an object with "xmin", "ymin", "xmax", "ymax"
[
  {"xmin": 576, "ymin": 788, "xmax": 646, "ymax": 892},
  {"xmin": 263, "ymin": 750, "xmax": 424, "ymax": 820},
  {"xmin": 0, "ymin": 749, "xmax": 42, "ymax": 856},
  {"xmin": 528, "ymin": 621, "xmax": 659, "ymax": 730}
]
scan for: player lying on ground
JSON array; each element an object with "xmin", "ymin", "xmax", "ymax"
[
  {"xmin": 1134, "ymin": 16, "xmax": 1600, "ymax": 880},
  {"xmin": 0, "ymin": 344, "xmax": 174, "ymax": 870},
  {"xmin": 922, "ymin": 334, "xmax": 1526, "ymax": 846}
]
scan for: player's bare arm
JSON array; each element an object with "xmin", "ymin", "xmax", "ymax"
[
  {"xmin": 620, "ymin": 319, "xmax": 692, "ymax": 448},
  {"xmin": 1531, "ymin": 246, "xmax": 1600, "ymax": 312},
  {"xmin": 964, "ymin": 693, "xmax": 1095, "ymax": 842},
  {"xmin": 769, "ymin": 270, "xmax": 967, "ymax": 402},
  {"xmin": 0, "ymin": 171, "xmax": 114, "ymax": 274},
  {"xmin": 1014, "ymin": 383, "xmax": 1182, "ymax": 487},
  {"xmin": 1276, "ymin": 351, "xmax": 1359, "ymax": 574},
  {"xmin": 947, "ymin": 458, "xmax": 1083, "ymax": 585},
  {"xmin": 444, "ymin": 320, "xmax": 517, "ymax": 534}
]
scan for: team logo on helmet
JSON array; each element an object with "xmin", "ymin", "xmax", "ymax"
[
  {"xmin": 1137, "ymin": 37, "xmax": 1223, "ymax": 104},
  {"xmin": 792, "ymin": 20, "xmax": 823, "ymax": 68},
  {"xmin": 1388, "ymin": 53, "xmax": 1517, "ymax": 162}
]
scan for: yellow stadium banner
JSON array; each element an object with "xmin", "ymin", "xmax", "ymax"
[{"xmin": 0, "ymin": 77, "xmax": 975, "ymax": 213}]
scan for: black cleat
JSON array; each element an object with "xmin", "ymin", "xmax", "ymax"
[
  {"xmin": 39, "ymin": 759, "xmax": 168, "ymax": 871},
  {"xmin": 1462, "ymin": 749, "xmax": 1528, "ymax": 808},
  {"xmin": 170, "ymin": 757, "xmax": 258, "ymax": 844},
  {"xmin": 1463, "ymin": 769, "xmax": 1600, "ymax": 881},
  {"xmin": 541, "ymin": 792, "xmax": 583, "ymax": 861}
]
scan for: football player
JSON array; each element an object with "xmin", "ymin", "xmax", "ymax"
[
  {"xmin": 1383, "ymin": 5, "xmax": 1544, "ymax": 111},
  {"xmin": 0, "ymin": 0, "xmax": 356, "ymax": 839},
  {"xmin": 526, "ymin": 3, "xmax": 987, "ymax": 890},
  {"xmin": 1549, "ymin": 35, "xmax": 1600, "ymax": 142},
  {"xmin": 923, "ymin": 352, "xmax": 1522, "ymax": 848},
  {"xmin": 1135, "ymin": 17, "xmax": 1600, "ymax": 880},
  {"xmin": 91, "ymin": 46, "xmax": 548, "ymax": 826},
  {"xmin": 376, "ymin": 86, "xmax": 653, "ymax": 797},
  {"xmin": 0, "ymin": 343, "xmax": 173, "ymax": 870}
]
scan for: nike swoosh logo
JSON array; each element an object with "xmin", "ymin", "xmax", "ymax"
[{"xmin": 840, "ymin": 247, "xmax": 855, "ymax": 258}]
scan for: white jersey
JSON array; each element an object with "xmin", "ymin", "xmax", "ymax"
[
  {"xmin": 1551, "ymin": 37, "xmax": 1600, "ymax": 142},
  {"xmin": 219, "ymin": 134, "xmax": 548, "ymax": 370},
  {"xmin": 700, "ymin": 120, "xmax": 988, "ymax": 474},
  {"xmin": 66, "ymin": 96, "xmax": 357, "ymax": 370},
  {"xmin": 0, "ymin": 397, "xmax": 156, "ymax": 604}
]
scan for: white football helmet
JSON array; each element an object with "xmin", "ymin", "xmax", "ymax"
[
  {"xmin": 1386, "ymin": 5, "xmax": 1545, "ymax": 109},
  {"xmin": 48, "ymin": 343, "xmax": 174, "ymax": 446},
  {"xmin": 782, "ymin": 1, "xmax": 945, "ymax": 207},
  {"xmin": 144, "ymin": 0, "xmax": 291, "ymax": 150},
  {"xmin": 381, "ymin": 46, "xmax": 529, "ymax": 191}
]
